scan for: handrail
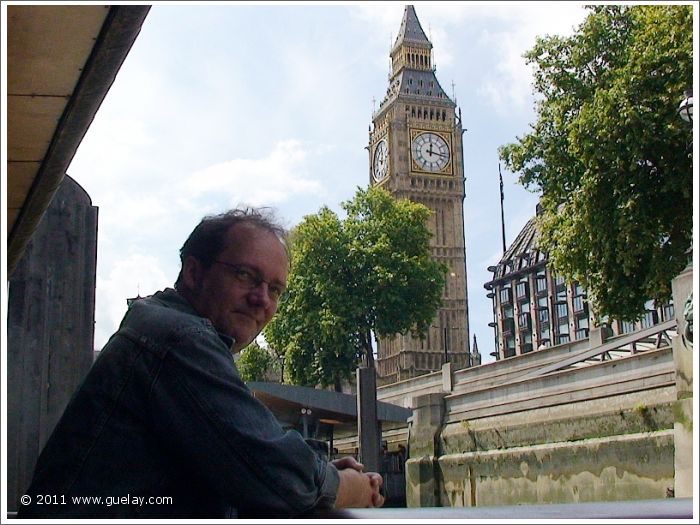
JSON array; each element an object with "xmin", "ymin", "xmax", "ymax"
[
  {"xmin": 9, "ymin": 497, "xmax": 690, "ymax": 520},
  {"xmin": 308, "ymin": 497, "xmax": 693, "ymax": 519},
  {"xmin": 518, "ymin": 319, "xmax": 676, "ymax": 381}
]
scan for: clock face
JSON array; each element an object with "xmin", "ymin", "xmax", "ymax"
[
  {"xmin": 411, "ymin": 132, "xmax": 450, "ymax": 172},
  {"xmin": 373, "ymin": 139, "xmax": 389, "ymax": 182}
]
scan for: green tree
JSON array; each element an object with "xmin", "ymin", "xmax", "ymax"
[
  {"xmin": 499, "ymin": 5, "xmax": 693, "ymax": 320},
  {"xmin": 264, "ymin": 186, "xmax": 446, "ymax": 390},
  {"xmin": 237, "ymin": 341, "xmax": 275, "ymax": 382}
]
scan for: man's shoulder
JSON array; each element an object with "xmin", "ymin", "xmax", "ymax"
[
  {"xmin": 103, "ymin": 288, "xmax": 235, "ymax": 363},
  {"xmin": 119, "ymin": 289, "xmax": 217, "ymax": 347},
  {"xmin": 128, "ymin": 288, "xmax": 200, "ymax": 321}
]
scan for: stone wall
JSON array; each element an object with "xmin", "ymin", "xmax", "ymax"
[
  {"xmin": 438, "ymin": 431, "xmax": 674, "ymax": 507},
  {"xmin": 671, "ymin": 259, "xmax": 693, "ymax": 498}
]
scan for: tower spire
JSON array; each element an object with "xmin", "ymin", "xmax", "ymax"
[
  {"xmin": 393, "ymin": 5, "xmax": 432, "ymax": 51},
  {"xmin": 471, "ymin": 335, "xmax": 481, "ymax": 367},
  {"xmin": 389, "ymin": 5, "xmax": 437, "ymax": 81}
]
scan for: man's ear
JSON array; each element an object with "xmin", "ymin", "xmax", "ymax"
[{"xmin": 181, "ymin": 256, "xmax": 204, "ymax": 292}]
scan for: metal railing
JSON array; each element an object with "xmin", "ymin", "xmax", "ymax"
[{"xmin": 309, "ymin": 497, "xmax": 693, "ymax": 519}]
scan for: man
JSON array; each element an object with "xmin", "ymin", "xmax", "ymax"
[{"xmin": 19, "ymin": 209, "xmax": 383, "ymax": 518}]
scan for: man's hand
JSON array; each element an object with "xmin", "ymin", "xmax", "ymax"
[
  {"xmin": 332, "ymin": 457, "xmax": 384, "ymax": 508},
  {"xmin": 331, "ymin": 456, "xmax": 364, "ymax": 472},
  {"xmin": 367, "ymin": 471, "xmax": 384, "ymax": 507}
]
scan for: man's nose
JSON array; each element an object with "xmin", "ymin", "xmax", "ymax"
[{"xmin": 247, "ymin": 281, "xmax": 272, "ymax": 306}]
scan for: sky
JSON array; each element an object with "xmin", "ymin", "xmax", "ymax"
[{"xmin": 61, "ymin": 1, "xmax": 593, "ymax": 360}]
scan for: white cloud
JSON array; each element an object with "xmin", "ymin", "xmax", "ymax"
[
  {"xmin": 97, "ymin": 191, "xmax": 174, "ymax": 232},
  {"xmin": 94, "ymin": 253, "xmax": 172, "ymax": 349},
  {"xmin": 181, "ymin": 140, "xmax": 324, "ymax": 207},
  {"xmin": 475, "ymin": 3, "xmax": 587, "ymax": 113}
]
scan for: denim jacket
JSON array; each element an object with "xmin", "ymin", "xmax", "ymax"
[{"xmin": 18, "ymin": 288, "xmax": 339, "ymax": 518}]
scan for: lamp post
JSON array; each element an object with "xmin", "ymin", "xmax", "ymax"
[
  {"xmin": 357, "ymin": 332, "xmax": 380, "ymax": 473},
  {"xmin": 277, "ymin": 353, "xmax": 285, "ymax": 383},
  {"xmin": 678, "ymin": 89, "xmax": 693, "ymax": 123}
]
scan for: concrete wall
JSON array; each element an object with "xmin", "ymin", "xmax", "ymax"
[{"xmin": 6, "ymin": 175, "xmax": 98, "ymax": 512}]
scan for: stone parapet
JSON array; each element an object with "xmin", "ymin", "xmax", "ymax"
[
  {"xmin": 441, "ymin": 392, "xmax": 675, "ymax": 454},
  {"xmin": 445, "ymin": 346, "xmax": 674, "ymax": 423},
  {"xmin": 409, "ymin": 393, "xmax": 445, "ymax": 457}
]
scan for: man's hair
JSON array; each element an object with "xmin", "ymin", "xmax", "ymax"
[{"xmin": 175, "ymin": 208, "xmax": 288, "ymax": 289}]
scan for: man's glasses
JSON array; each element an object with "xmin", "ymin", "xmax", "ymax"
[{"xmin": 213, "ymin": 261, "xmax": 286, "ymax": 302}]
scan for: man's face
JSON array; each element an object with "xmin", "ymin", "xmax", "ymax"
[{"xmin": 184, "ymin": 223, "xmax": 288, "ymax": 352}]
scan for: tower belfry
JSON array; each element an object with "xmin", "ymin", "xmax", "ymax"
[{"xmin": 369, "ymin": 5, "xmax": 471, "ymax": 384}]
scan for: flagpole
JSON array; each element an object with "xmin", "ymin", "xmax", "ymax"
[{"xmin": 499, "ymin": 163, "xmax": 506, "ymax": 253}]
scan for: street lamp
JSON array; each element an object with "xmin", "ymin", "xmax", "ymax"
[
  {"xmin": 277, "ymin": 353, "xmax": 285, "ymax": 383},
  {"xmin": 678, "ymin": 89, "xmax": 693, "ymax": 123}
]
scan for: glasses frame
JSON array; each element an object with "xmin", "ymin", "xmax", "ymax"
[{"xmin": 212, "ymin": 260, "xmax": 286, "ymax": 302}]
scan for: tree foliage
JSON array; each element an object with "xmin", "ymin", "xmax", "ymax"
[
  {"xmin": 237, "ymin": 341, "xmax": 276, "ymax": 382},
  {"xmin": 499, "ymin": 5, "xmax": 693, "ymax": 320},
  {"xmin": 264, "ymin": 186, "xmax": 446, "ymax": 390}
]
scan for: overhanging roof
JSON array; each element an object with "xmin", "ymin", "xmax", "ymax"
[
  {"xmin": 248, "ymin": 381, "xmax": 412, "ymax": 427},
  {"xmin": 6, "ymin": 4, "xmax": 151, "ymax": 276}
]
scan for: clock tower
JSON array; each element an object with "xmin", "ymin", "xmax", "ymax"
[{"xmin": 369, "ymin": 5, "xmax": 471, "ymax": 384}]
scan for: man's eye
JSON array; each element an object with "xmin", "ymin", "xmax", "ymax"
[{"xmin": 235, "ymin": 269, "xmax": 255, "ymax": 282}]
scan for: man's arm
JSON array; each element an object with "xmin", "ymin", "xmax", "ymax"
[{"xmin": 148, "ymin": 327, "xmax": 339, "ymax": 516}]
